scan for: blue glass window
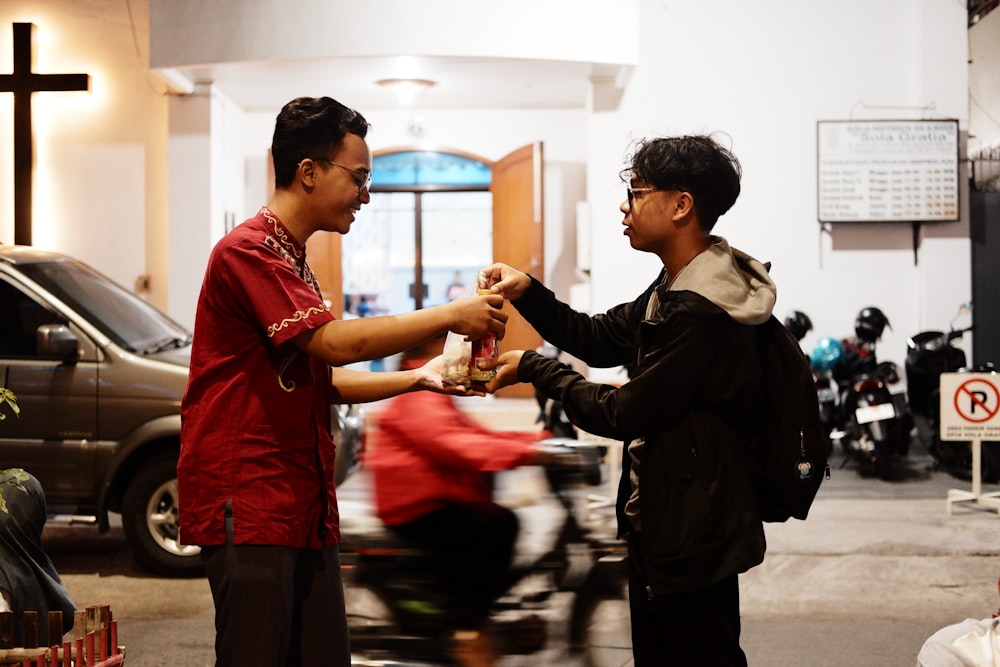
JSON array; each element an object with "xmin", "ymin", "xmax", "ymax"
[{"xmin": 371, "ymin": 151, "xmax": 492, "ymax": 187}]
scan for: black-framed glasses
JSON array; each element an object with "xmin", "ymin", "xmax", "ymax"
[
  {"xmin": 311, "ymin": 158, "xmax": 372, "ymax": 195},
  {"xmin": 626, "ymin": 186, "xmax": 659, "ymax": 206}
]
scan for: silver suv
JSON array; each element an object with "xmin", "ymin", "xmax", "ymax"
[{"xmin": 0, "ymin": 245, "xmax": 363, "ymax": 576}]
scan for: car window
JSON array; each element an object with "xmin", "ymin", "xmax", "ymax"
[
  {"xmin": 15, "ymin": 260, "xmax": 191, "ymax": 355},
  {"xmin": 0, "ymin": 279, "xmax": 66, "ymax": 358}
]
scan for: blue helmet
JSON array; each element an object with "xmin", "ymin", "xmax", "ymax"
[{"xmin": 810, "ymin": 337, "xmax": 844, "ymax": 372}]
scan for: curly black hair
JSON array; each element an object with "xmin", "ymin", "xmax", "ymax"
[{"xmin": 622, "ymin": 135, "xmax": 741, "ymax": 230}]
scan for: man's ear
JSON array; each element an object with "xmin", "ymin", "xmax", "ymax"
[
  {"xmin": 674, "ymin": 191, "xmax": 695, "ymax": 218},
  {"xmin": 297, "ymin": 158, "xmax": 318, "ymax": 187}
]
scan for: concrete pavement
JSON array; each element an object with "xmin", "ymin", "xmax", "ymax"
[{"xmin": 740, "ymin": 446, "xmax": 1000, "ymax": 667}]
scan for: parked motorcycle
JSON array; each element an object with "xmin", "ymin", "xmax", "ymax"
[
  {"xmin": 809, "ymin": 336, "xmax": 843, "ymax": 453},
  {"xmin": 830, "ymin": 307, "xmax": 912, "ymax": 480},
  {"xmin": 905, "ymin": 302, "xmax": 1000, "ymax": 483},
  {"xmin": 785, "ymin": 310, "xmax": 838, "ymax": 456},
  {"xmin": 341, "ymin": 438, "xmax": 630, "ymax": 666}
]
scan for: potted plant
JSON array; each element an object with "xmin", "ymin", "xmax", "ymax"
[{"xmin": 0, "ymin": 387, "xmax": 26, "ymax": 513}]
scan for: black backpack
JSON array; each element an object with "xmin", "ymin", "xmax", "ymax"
[{"xmin": 748, "ymin": 315, "xmax": 829, "ymax": 522}]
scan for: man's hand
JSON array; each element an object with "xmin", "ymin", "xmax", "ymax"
[
  {"xmin": 481, "ymin": 350, "xmax": 525, "ymax": 394},
  {"xmin": 479, "ymin": 263, "xmax": 531, "ymax": 302},
  {"xmin": 446, "ymin": 293, "xmax": 507, "ymax": 340},
  {"xmin": 414, "ymin": 353, "xmax": 485, "ymax": 397}
]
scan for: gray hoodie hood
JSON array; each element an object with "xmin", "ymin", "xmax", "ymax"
[{"xmin": 665, "ymin": 236, "xmax": 776, "ymax": 325}]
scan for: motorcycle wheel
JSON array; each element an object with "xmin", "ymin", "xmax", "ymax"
[
  {"xmin": 840, "ymin": 419, "xmax": 880, "ymax": 478},
  {"xmin": 842, "ymin": 413, "xmax": 900, "ymax": 481},
  {"xmin": 343, "ymin": 583, "xmax": 408, "ymax": 662},
  {"xmin": 874, "ymin": 443, "xmax": 895, "ymax": 481}
]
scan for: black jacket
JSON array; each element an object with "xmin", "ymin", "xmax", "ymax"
[{"xmin": 513, "ymin": 239, "xmax": 775, "ymax": 596}]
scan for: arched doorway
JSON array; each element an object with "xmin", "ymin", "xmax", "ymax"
[{"xmin": 343, "ymin": 148, "xmax": 493, "ymax": 315}]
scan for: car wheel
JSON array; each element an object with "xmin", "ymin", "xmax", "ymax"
[{"xmin": 121, "ymin": 453, "xmax": 203, "ymax": 577}]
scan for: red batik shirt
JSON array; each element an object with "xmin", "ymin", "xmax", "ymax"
[{"xmin": 178, "ymin": 207, "xmax": 339, "ymax": 549}]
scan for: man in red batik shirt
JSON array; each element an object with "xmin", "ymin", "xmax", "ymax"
[{"xmin": 178, "ymin": 96, "xmax": 507, "ymax": 667}]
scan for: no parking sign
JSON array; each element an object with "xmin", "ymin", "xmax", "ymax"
[
  {"xmin": 940, "ymin": 372, "xmax": 1000, "ymax": 514},
  {"xmin": 939, "ymin": 372, "xmax": 1000, "ymax": 441}
]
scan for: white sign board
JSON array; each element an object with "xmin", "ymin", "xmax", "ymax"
[
  {"xmin": 817, "ymin": 120, "xmax": 960, "ymax": 223},
  {"xmin": 939, "ymin": 373, "xmax": 1000, "ymax": 441}
]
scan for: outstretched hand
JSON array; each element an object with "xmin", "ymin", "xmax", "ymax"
[
  {"xmin": 479, "ymin": 263, "xmax": 531, "ymax": 302},
  {"xmin": 480, "ymin": 350, "xmax": 526, "ymax": 394},
  {"xmin": 414, "ymin": 353, "xmax": 485, "ymax": 397},
  {"xmin": 447, "ymin": 292, "xmax": 507, "ymax": 340}
]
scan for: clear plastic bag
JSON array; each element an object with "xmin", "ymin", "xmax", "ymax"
[{"xmin": 441, "ymin": 331, "xmax": 472, "ymax": 386}]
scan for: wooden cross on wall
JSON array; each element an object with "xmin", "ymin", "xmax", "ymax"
[{"xmin": 0, "ymin": 22, "xmax": 90, "ymax": 246}]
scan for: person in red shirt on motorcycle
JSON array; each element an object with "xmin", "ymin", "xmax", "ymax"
[{"xmin": 367, "ymin": 334, "xmax": 551, "ymax": 667}]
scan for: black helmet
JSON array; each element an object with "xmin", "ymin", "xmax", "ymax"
[
  {"xmin": 854, "ymin": 307, "xmax": 890, "ymax": 343},
  {"xmin": 784, "ymin": 310, "xmax": 813, "ymax": 342}
]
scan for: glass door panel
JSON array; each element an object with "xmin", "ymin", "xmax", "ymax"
[
  {"xmin": 421, "ymin": 191, "xmax": 493, "ymax": 306},
  {"xmin": 342, "ymin": 192, "xmax": 414, "ymax": 318}
]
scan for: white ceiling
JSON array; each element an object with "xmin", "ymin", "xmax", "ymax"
[
  {"xmin": 147, "ymin": 1, "xmax": 638, "ymax": 114},
  {"xmin": 159, "ymin": 55, "xmax": 627, "ymax": 113}
]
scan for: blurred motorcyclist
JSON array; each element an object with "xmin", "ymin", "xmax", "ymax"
[{"xmin": 366, "ymin": 333, "xmax": 552, "ymax": 667}]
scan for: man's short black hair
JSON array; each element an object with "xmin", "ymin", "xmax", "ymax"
[
  {"xmin": 271, "ymin": 97, "xmax": 371, "ymax": 188},
  {"xmin": 625, "ymin": 135, "xmax": 742, "ymax": 230}
]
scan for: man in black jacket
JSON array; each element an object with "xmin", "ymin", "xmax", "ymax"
[{"xmin": 480, "ymin": 134, "xmax": 776, "ymax": 666}]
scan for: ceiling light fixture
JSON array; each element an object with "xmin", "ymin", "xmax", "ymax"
[{"xmin": 377, "ymin": 78, "xmax": 436, "ymax": 105}]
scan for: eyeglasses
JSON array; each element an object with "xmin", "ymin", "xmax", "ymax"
[
  {"xmin": 311, "ymin": 159, "xmax": 372, "ymax": 196},
  {"xmin": 626, "ymin": 186, "xmax": 659, "ymax": 206}
]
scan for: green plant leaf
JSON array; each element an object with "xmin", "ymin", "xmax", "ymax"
[
  {"xmin": 0, "ymin": 468, "xmax": 29, "ymax": 514},
  {"xmin": 0, "ymin": 387, "xmax": 18, "ymax": 421}
]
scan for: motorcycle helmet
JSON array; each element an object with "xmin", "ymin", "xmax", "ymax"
[
  {"xmin": 854, "ymin": 307, "xmax": 890, "ymax": 343},
  {"xmin": 783, "ymin": 310, "xmax": 813, "ymax": 342},
  {"xmin": 810, "ymin": 337, "xmax": 844, "ymax": 372}
]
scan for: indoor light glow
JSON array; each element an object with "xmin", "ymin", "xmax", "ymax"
[{"xmin": 376, "ymin": 78, "xmax": 436, "ymax": 106}]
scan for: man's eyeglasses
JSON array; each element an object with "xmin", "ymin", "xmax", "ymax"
[
  {"xmin": 626, "ymin": 186, "xmax": 659, "ymax": 206},
  {"xmin": 312, "ymin": 159, "xmax": 372, "ymax": 195}
]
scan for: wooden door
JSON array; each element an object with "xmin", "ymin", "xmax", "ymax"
[
  {"xmin": 307, "ymin": 232, "xmax": 343, "ymax": 318},
  {"xmin": 491, "ymin": 143, "xmax": 544, "ymax": 398}
]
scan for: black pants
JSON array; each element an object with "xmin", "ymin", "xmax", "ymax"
[
  {"xmin": 628, "ymin": 534, "xmax": 747, "ymax": 666},
  {"xmin": 201, "ymin": 543, "xmax": 350, "ymax": 667},
  {"xmin": 388, "ymin": 502, "xmax": 519, "ymax": 628}
]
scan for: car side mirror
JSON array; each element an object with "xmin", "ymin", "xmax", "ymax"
[{"xmin": 36, "ymin": 324, "xmax": 80, "ymax": 364}]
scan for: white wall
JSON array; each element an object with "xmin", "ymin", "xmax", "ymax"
[
  {"xmin": 159, "ymin": 84, "xmax": 251, "ymax": 328},
  {"xmin": 585, "ymin": 0, "xmax": 971, "ymax": 369}
]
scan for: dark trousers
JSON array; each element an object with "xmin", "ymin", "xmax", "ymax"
[
  {"xmin": 628, "ymin": 534, "xmax": 747, "ymax": 666},
  {"xmin": 201, "ymin": 543, "xmax": 350, "ymax": 667},
  {"xmin": 388, "ymin": 502, "xmax": 519, "ymax": 628}
]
